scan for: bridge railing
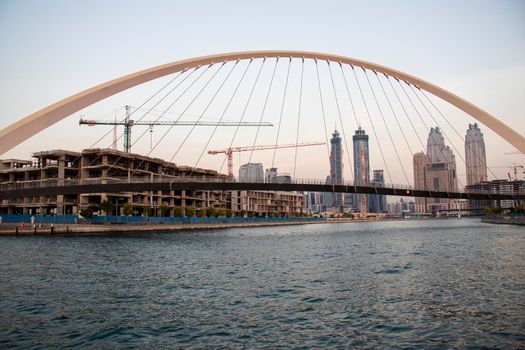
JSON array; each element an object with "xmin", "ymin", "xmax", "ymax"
[{"xmin": 1, "ymin": 175, "xmax": 524, "ymax": 196}]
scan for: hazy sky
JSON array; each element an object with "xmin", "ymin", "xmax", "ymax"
[{"xmin": 1, "ymin": 0, "xmax": 524, "ymax": 183}]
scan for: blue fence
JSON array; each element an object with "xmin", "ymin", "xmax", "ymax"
[{"xmin": 0, "ymin": 214, "xmax": 326, "ymax": 225}]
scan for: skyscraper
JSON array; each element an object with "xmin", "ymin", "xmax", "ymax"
[
  {"xmin": 329, "ymin": 129, "xmax": 344, "ymax": 211},
  {"xmin": 369, "ymin": 169, "xmax": 386, "ymax": 213},
  {"xmin": 413, "ymin": 151, "xmax": 429, "ymax": 213},
  {"xmin": 465, "ymin": 123, "xmax": 487, "ymax": 185},
  {"xmin": 239, "ymin": 163, "xmax": 264, "ymax": 182},
  {"xmin": 413, "ymin": 127, "xmax": 458, "ymax": 212},
  {"xmin": 353, "ymin": 127, "xmax": 370, "ymax": 213}
]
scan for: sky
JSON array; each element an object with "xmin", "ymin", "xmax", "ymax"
[{"xmin": 1, "ymin": 0, "xmax": 524, "ymax": 184}]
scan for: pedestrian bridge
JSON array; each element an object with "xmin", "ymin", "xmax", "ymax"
[{"xmin": 0, "ymin": 176, "xmax": 522, "ymax": 201}]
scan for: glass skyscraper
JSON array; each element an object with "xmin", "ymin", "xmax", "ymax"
[
  {"xmin": 369, "ymin": 169, "xmax": 386, "ymax": 213},
  {"xmin": 329, "ymin": 129, "xmax": 344, "ymax": 211},
  {"xmin": 353, "ymin": 127, "xmax": 370, "ymax": 213}
]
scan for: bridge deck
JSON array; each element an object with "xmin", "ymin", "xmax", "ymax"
[{"xmin": 0, "ymin": 177, "xmax": 523, "ymax": 201}]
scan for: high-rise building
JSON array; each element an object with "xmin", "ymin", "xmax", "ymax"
[
  {"xmin": 413, "ymin": 127, "xmax": 458, "ymax": 213},
  {"xmin": 239, "ymin": 162, "xmax": 264, "ymax": 182},
  {"xmin": 413, "ymin": 152, "xmax": 429, "ymax": 213},
  {"xmin": 465, "ymin": 123, "xmax": 487, "ymax": 185},
  {"xmin": 353, "ymin": 127, "xmax": 370, "ymax": 213},
  {"xmin": 265, "ymin": 167, "xmax": 292, "ymax": 184},
  {"xmin": 369, "ymin": 169, "xmax": 386, "ymax": 213},
  {"xmin": 329, "ymin": 129, "xmax": 344, "ymax": 211}
]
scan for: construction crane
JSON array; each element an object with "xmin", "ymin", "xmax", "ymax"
[
  {"xmin": 80, "ymin": 106, "xmax": 273, "ymax": 153},
  {"xmin": 491, "ymin": 164, "xmax": 524, "ymax": 180},
  {"xmin": 208, "ymin": 141, "xmax": 326, "ymax": 178}
]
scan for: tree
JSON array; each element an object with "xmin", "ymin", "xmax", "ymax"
[
  {"xmin": 197, "ymin": 208, "xmax": 206, "ymax": 217},
  {"xmin": 122, "ymin": 203, "xmax": 133, "ymax": 216},
  {"xmin": 239, "ymin": 210, "xmax": 247, "ymax": 218},
  {"xmin": 206, "ymin": 207, "xmax": 216, "ymax": 217},
  {"xmin": 484, "ymin": 206, "xmax": 503, "ymax": 216},
  {"xmin": 80, "ymin": 208, "xmax": 93, "ymax": 219},
  {"xmin": 143, "ymin": 206, "xmax": 152, "ymax": 217},
  {"xmin": 225, "ymin": 209, "xmax": 233, "ymax": 218},
  {"xmin": 99, "ymin": 200, "xmax": 114, "ymax": 216},
  {"xmin": 185, "ymin": 206, "xmax": 196, "ymax": 217},
  {"xmin": 159, "ymin": 204, "xmax": 169, "ymax": 217},
  {"xmin": 174, "ymin": 206, "xmax": 184, "ymax": 217}
]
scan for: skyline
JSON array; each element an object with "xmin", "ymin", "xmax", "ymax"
[{"xmin": 0, "ymin": 0, "xmax": 524, "ymax": 184}]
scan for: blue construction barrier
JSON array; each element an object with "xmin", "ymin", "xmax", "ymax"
[{"xmin": 0, "ymin": 214, "xmax": 326, "ymax": 225}]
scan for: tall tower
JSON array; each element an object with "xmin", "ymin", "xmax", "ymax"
[
  {"xmin": 329, "ymin": 129, "xmax": 344, "ymax": 211},
  {"xmin": 465, "ymin": 123, "xmax": 487, "ymax": 185},
  {"xmin": 413, "ymin": 151, "xmax": 429, "ymax": 213},
  {"xmin": 353, "ymin": 127, "xmax": 370, "ymax": 213},
  {"xmin": 369, "ymin": 169, "xmax": 386, "ymax": 213},
  {"xmin": 422, "ymin": 127, "xmax": 458, "ymax": 212}
]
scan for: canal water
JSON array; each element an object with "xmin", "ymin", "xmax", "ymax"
[{"xmin": 0, "ymin": 218, "xmax": 524, "ymax": 348}]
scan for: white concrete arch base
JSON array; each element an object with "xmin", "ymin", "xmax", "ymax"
[{"xmin": 0, "ymin": 50, "xmax": 523, "ymax": 156}]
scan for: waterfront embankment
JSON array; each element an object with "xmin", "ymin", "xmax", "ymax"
[
  {"xmin": 481, "ymin": 216, "xmax": 525, "ymax": 226},
  {"xmin": 0, "ymin": 219, "xmax": 327, "ymax": 235}
]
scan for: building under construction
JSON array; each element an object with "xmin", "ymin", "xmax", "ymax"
[{"xmin": 0, "ymin": 148, "xmax": 305, "ymax": 217}]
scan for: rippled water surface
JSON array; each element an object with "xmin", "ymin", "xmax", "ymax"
[{"xmin": 1, "ymin": 218, "xmax": 524, "ymax": 348}]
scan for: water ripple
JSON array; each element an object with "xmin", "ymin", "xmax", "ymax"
[{"xmin": 0, "ymin": 218, "xmax": 524, "ymax": 348}]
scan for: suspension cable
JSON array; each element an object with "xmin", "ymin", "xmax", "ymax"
[
  {"xmin": 352, "ymin": 66, "xmax": 393, "ymax": 185},
  {"xmin": 104, "ymin": 65, "xmax": 210, "ymax": 175},
  {"xmin": 340, "ymin": 63, "xmax": 360, "ymax": 129},
  {"xmin": 328, "ymin": 61, "xmax": 354, "ymax": 182},
  {"xmin": 271, "ymin": 58, "xmax": 292, "ymax": 169},
  {"xmin": 169, "ymin": 61, "xmax": 236, "ymax": 163},
  {"xmin": 217, "ymin": 59, "xmax": 255, "ymax": 174},
  {"xmin": 131, "ymin": 63, "xmax": 222, "ymax": 173},
  {"xmin": 364, "ymin": 70, "xmax": 410, "ymax": 186},
  {"xmin": 85, "ymin": 68, "xmax": 198, "ymax": 170},
  {"xmin": 190, "ymin": 60, "xmax": 245, "ymax": 174},
  {"xmin": 406, "ymin": 83, "xmax": 466, "ymax": 191},
  {"xmin": 315, "ymin": 59, "xmax": 333, "ymax": 174},
  {"xmin": 248, "ymin": 58, "xmax": 278, "ymax": 164},
  {"xmin": 375, "ymin": 73, "xmax": 414, "ymax": 156},
  {"xmin": 398, "ymin": 80, "xmax": 463, "ymax": 193},
  {"xmin": 292, "ymin": 58, "xmax": 305, "ymax": 180},
  {"xmin": 419, "ymin": 88, "xmax": 498, "ymax": 181},
  {"xmin": 73, "ymin": 69, "xmax": 188, "ymax": 177},
  {"xmin": 386, "ymin": 76, "xmax": 427, "ymax": 154}
]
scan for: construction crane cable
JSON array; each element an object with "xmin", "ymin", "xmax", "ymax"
[
  {"xmin": 271, "ymin": 58, "xmax": 292, "ymax": 169},
  {"xmin": 329, "ymin": 61, "xmax": 354, "ymax": 182},
  {"xmin": 189, "ymin": 60, "xmax": 248, "ymax": 175},
  {"xmin": 352, "ymin": 66, "xmax": 393, "ymax": 185},
  {"xmin": 248, "ymin": 58, "xmax": 279, "ymax": 165},
  {"xmin": 292, "ymin": 59, "xmax": 305, "ymax": 180}
]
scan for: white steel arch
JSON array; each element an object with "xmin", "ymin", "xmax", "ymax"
[{"xmin": 1, "ymin": 50, "xmax": 524, "ymax": 155}]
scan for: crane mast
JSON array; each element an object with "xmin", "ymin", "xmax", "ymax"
[{"xmin": 80, "ymin": 105, "xmax": 273, "ymax": 153}]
